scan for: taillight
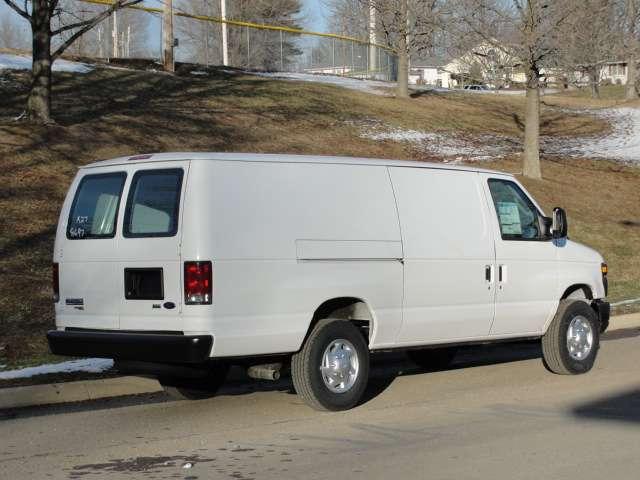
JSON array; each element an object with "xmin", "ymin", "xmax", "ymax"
[
  {"xmin": 53, "ymin": 262, "xmax": 60, "ymax": 303},
  {"xmin": 184, "ymin": 261, "xmax": 212, "ymax": 305},
  {"xmin": 601, "ymin": 262, "xmax": 608, "ymax": 296}
]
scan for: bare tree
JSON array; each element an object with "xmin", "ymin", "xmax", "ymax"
[
  {"xmin": 559, "ymin": 0, "xmax": 618, "ymax": 99},
  {"xmin": 620, "ymin": 0, "xmax": 640, "ymax": 99},
  {"xmin": 47, "ymin": 1, "xmax": 150, "ymax": 59},
  {"xmin": 370, "ymin": 0, "xmax": 447, "ymax": 97},
  {"xmin": 323, "ymin": 0, "xmax": 369, "ymax": 38},
  {"xmin": 0, "ymin": 8, "xmax": 30, "ymax": 50},
  {"xmin": 175, "ymin": 0, "xmax": 302, "ymax": 70},
  {"xmin": 455, "ymin": 0, "xmax": 573, "ymax": 179},
  {"xmin": 2, "ymin": 0, "xmax": 142, "ymax": 123}
]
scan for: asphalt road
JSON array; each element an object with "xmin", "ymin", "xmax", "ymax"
[{"xmin": 1, "ymin": 331, "xmax": 640, "ymax": 480}]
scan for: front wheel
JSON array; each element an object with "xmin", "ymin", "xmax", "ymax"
[
  {"xmin": 542, "ymin": 300, "xmax": 599, "ymax": 375},
  {"xmin": 291, "ymin": 319, "xmax": 370, "ymax": 411}
]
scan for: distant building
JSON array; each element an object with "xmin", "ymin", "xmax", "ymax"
[
  {"xmin": 410, "ymin": 44, "xmax": 525, "ymax": 89},
  {"xmin": 594, "ymin": 62, "xmax": 628, "ymax": 85},
  {"xmin": 409, "ymin": 63, "xmax": 453, "ymax": 88}
]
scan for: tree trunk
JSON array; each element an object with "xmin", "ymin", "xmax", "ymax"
[
  {"xmin": 626, "ymin": 58, "xmax": 638, "ymax": 100},
  {"xmin": 397, "ymin": 47, "xmax": 409, "ymax": 98},
  {"xmin": 396, "ymin": 0, "xmax": 409, "ymax": 98},
  {"xmin": 163, "ymin": 0, "xmax": 175, "ymax": 72},
  {"xmin": 522, "ymin": 68, "xmax": 542, "ymax": 180},
  {"xmin": 589, "ymin": 67, "xmax": 600, "ymax": 99},
  {"xmin": 27, "ymin": 0, "xmax": 53, "ymax": 123}
]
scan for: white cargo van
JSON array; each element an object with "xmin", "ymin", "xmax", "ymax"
[{"xmin": 48, "ymin": 153, "xmax": 610, "ymax": 411}]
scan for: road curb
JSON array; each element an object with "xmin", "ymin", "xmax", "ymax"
[
  {"xmin": 1, "ymin": 313, "xmax": 639, "ymax": 411},
  {"xmin": 0, "ymin": 376, "xmax": 162, "ymax": 410}
]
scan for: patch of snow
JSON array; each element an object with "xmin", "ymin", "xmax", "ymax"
[
  {"xmin": 190, "ymin": 70, "xmax": 208, "ymax": 76},
  {"xmin": 544, "ymin": 107, "xmax": 640, "ymax": 163},
  {"xmin": 0, "ymin": 53, "xmax": 94, "ymax": 73},
  {"xmin": 251, "ymin": 71, "xmax": 394, "ymax": 96},
  {"xmin": 0, "ymin": 358, "xmax": 113, "ymax": 380},
  {"xmin": 353, "ymin": 118, "xmax": 516, "ymax": 160}
]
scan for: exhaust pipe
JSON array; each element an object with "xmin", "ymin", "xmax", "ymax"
[{"xmin": 247, "ymin": 363, "xmax": 282, "ymax": 381}]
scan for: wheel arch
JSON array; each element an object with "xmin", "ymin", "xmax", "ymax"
[
  {"xmin": 561, "ymin": 284, "xmax": 594, "ymax": 301},
  {"xmin": 298, "ymin": 297, "xmax": 375, "ymax": 351},
  {"xmin": 543, "ymin": 285, "xmax": 596, "ymax": 334}
]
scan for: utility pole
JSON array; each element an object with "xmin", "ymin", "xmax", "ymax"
[
  {"xmin": 221, "ymin": 0, "xmax": 229, "ymax": 66},
  {"xmin": 126, "ymin": 25, "xmax": 131, "ymax": 57},
  {"xmin": 112, "ymin": 10, "xmax": 118, "ymax": 58},
  {"xmin": 163, "ymin": 0, "xmax": 175, "ymax": 72},
  {"xmin": 98, "ymin": 25, "xmax": 103, "ymax": 59},
  {"xmin": 369, "ymin": 1, "xmax": 377, "ymax": 75}
]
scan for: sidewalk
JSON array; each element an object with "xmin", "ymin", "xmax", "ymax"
[{"xmin": 1, "ymin": 312, "xmax": 639, "ymax": 411}]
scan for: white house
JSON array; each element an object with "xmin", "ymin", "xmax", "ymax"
[
  {"xmin": 599, "ymin": 62, "xmax": 628, "ymax": 84},
  {"xmin": 409, "ymin": 64, "xmax": 454, "ymax": 88},
  {"xmin": 410, "ymin": 44, "xmax": 526, "ymax": 89}
]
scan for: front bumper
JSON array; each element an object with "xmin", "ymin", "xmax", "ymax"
[
  {"xmin": 47, "ymin": 329, "xmax": 213, "ymax": 363},
  {"xmin": 592, "ymin": 299, "xmax": 611, "ymax": 333}
]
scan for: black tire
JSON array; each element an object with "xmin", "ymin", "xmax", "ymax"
[
  {"xmin": 291, "ymin": 319, "xmax": 370, "ymax": 411},
  {"xmin": 160, "ymin": 363, "xmax": 229, "ymax": 400},
  {"xmin": 542, "ymin": 300, "xmax": 600, "ymax": 375},
  {"xmin": 407, "ymin": 347, "xmax": 457, "ymax": 371}
]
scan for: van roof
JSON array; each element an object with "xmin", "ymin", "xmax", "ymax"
[{"xmin": 82, "ymin": 152, "xmax": 511, "ymax": 176}]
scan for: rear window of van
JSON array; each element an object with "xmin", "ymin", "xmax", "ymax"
[
  {"xmin": 123, "ymin": 169, "xmax": 184, "ymax": 237},
  {"xmin": 67, "ymin": 173, "xmax": 126, "ymax": 239}
]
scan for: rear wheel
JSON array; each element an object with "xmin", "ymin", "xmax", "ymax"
[
  {"xmin": 291, "ymin": 319, "xmax": 369, "ymax": 411},
  {"xmin": 160, "ymin": 363, "xmax": 229, "ymax": 400},
  {"xmin": 407, "ymin": 347, "xmax": 457, "ymax": 371},
  {"xmin": 542, "ymin": 300, "xmax": 599, "ymax": 375}
]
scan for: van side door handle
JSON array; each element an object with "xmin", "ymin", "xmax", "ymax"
[
  {"xmin": 498, "ymin": 264, "xmax": 507, "ymax": 283},
  {"xmin": 485, "ymin": 265, "xmax": 494, "ymax": 283}
]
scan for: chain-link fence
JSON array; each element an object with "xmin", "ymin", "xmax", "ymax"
[{"xmin": 56, "ymin": 0, "xmax": 397, "ymax": 81}]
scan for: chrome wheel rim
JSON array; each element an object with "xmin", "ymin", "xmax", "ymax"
[
  {"xmin": 566, "ymin": 315, "xmax": 594, "ymax": 361},
  {"xmin": 320, "ymin": 339, "xmax": 359, "ymax": 393}
]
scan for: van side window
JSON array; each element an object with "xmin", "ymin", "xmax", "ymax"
[
  {"xmin": 123, "ymin": 169, "xmax": 184, "ymax": 237},
  {"xmin": 487, "ymin": 179, "xmax": 541, "ymax": 240},
  {"xmin": 67, "ymin": 173, "xmax": 126, "ymax": 239}
]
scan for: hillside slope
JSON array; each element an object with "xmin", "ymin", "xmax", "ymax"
[{"xmin": 0, "ymin": 64, "xmax": 638, "ymax": 367}]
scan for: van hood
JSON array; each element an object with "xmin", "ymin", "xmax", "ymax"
[{"xmin": 561, "ymin": 239, "xmax": 604, "ymax": 264}]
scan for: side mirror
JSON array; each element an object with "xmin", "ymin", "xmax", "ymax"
[{"xmin": 552, "ymin": 207, "xmax": 568, "ymax": 239}]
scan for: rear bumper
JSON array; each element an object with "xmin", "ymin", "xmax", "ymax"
[{"xmin": 47, "ymin": 330, "xmax": 213, "ymax": 364}]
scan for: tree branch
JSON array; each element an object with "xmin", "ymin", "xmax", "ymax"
[
  {"xmin": 51, "ymin": 0, "xmax": 143, "ymax": 60},
  {"xmin": 3, "ymin": 0, "xmax": 32, "ymax": 22},
  {"xmin": 49, "ymin": 0, "xmax": 60, "ymax": 15},
  {"xmin": 51, "ymin": 18, "xmax": 96, "ymax": 36}
]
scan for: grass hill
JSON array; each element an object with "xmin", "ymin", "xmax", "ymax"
[{"xmin": 0, "ymin": 63, "xmax": 638, "ymax": 368}]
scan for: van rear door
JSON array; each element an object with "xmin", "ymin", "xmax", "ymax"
[
  {"xmin": 57, "ymin": 170, "xmax": 127, "ymax": 330},
  {"xmin": 117, "ymin": 163, "xmax": 189, "ymax": 332}
]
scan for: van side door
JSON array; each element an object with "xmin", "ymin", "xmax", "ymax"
[
  {"xmin": 481, "ymin": 174, "xmax": 558, "ymax": 335},
  {"xmin": 116, "ymin": 163, "xmax": 189, "ymax": 331},
  {"xmin": 389, "ymin": 168, "xmax": 496, "ymax": 345}
]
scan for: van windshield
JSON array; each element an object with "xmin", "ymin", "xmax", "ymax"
[{"xmin": 67, "ymin": 173, "xmax": 126, "ymax": 239}]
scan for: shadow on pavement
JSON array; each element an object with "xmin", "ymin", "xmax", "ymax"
[
  {"xmin": 0, "ymin": 391, "xmax": 172, "ymax": 421},
  {"xmin": 2, "ymin": 332, "xmax": 634, "ymax": 420},
  {"xmin": 572, "ymin": 387, "xmax": 640, "ymax": 424}
]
